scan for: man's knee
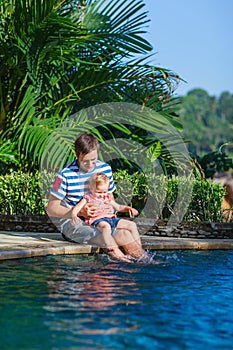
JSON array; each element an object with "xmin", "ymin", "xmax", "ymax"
[
  {"xmin": 114, "ymin": 228, "xmax": 135, "ymax": 245},
  {"xmin": 127, "ymin": 220, "xmax": 137, "ymax": 230}
]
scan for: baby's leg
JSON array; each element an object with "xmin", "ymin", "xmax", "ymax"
[
  {"xmin": 94, "ymin": 221, "xmax": 131, "ymax": 261},
  {"xmin": 95, "ymin": 221, "xmax": 114, "ymax": 248}
]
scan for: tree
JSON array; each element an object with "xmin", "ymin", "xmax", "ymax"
[
  {"xmin": 179, "ymin": 89, "xmax": 232, "ymax": 155},
  {"xmin": 0, "ymin": 0, "xmax": 183, "ymax": 172},
  {"xmin": 218, "ymin": 91, "xmax": 233, "ymax": 123}
]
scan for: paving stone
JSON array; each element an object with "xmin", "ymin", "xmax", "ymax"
[{"xmin": 1, "ymin": 231, "xmax": 233, "ymax": 261}]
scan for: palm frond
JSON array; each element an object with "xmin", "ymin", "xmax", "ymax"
[
  {"xmin": 0, "ymin": 140, "xmax": 19, "ymax": 165},
  {"xmin": 35, "ymin": 102, "xmax": 190, "ymax": 170},
  {"xmin": 1, "ymin": 0, "xmax": 185, "ymax": 174}
]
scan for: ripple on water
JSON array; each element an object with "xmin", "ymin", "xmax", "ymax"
[{"xmin": 0, "ymin": 251, "xmax": 233, "ymax": 350}]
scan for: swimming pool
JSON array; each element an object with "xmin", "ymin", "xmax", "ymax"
[{"xmin": 1, "ymin": 250, "xmax": 233, "ymax": 349}]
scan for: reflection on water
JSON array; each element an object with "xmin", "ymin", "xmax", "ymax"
[
  {"xmin": 45, "ymin": 257, "xmax": 142, "ymax": 336},
  {"xmin": 0, "ymin": 251, "xmax": 233, "ymax": 350},
  {"xmin": 45, "ymin": 262, "xmax": 142, "ymax": 334},
  {"xmin": 47, "ymin": 260, "xmax": 141, "ymax": 311}
]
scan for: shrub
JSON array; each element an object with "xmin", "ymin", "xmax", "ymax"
[
  {"xmin": 0, "ymin": 170, "xmax": 226, "ymax": 222},
  {"xmin": 185, "ymin": 179, "xmax": 226, "ymax": 222},
  {"xmin": 114, "ymin": 171, "xmax": 226, "ymax": 222},
  {"xmin": 0, "ymin": 170, "xmax": 54, "ymax": 215}
]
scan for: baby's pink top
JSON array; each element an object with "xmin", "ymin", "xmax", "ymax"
[{"xmin": 83, "ymin": 193, "xmax": 116, "ymax": 225}]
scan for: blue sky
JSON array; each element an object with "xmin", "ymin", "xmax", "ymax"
[{"xmin": 143, "ymin": 0, "xmax": 233, "ymax": 97}]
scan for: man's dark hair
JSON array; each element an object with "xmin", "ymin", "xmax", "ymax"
[{"xmin": 75, "ymin": 133, "xmax": 99, "ymax": 157}]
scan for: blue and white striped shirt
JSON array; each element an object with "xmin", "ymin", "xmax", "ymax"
[{"xmin": 50, "ymin": 159, "xmax": 115, "ymax": 208}]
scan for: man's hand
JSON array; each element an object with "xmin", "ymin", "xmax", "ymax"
[
  {"xmin": 47, "ymin": 194, "xmax": 72, "ymax": 218},
  {"xmin": 71, "ymin": 209, "xmax": 82, "ymax": 225},
  {"xmin": 78, "ymin": 203, "xmax": 98, "ymax": 218}
]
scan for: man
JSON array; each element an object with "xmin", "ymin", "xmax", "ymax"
[{"xmin": 47, "ymin": 132, "xmax": 146, "ymax": 261}]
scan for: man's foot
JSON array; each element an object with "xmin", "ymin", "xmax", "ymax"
[{"xmin": 135, "ymin": 251, "xmax": 161, "ymax": 264}]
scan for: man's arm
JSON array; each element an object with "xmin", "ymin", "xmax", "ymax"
[
  {"xmin": 46, "ymin": 194, "xmax": 97, "ymax": 219},
  {"xmin": 46, "ymin": 194, "xmax": 72, "ymax": 218}
]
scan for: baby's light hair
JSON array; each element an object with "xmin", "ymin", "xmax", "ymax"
[{"xmin": 89, "ymin": 172, "xmax": 110, "ymax": 189}]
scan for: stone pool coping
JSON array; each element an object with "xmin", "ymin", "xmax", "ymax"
[
  {"xmin": 1, "ymin": 231, "xmax": 233, "ymax": 261},
  {"xmin": 1, "ymin": 215, "xmax": 233, "ymax": 238}
]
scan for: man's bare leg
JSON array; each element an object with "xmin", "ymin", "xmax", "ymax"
[
  {"xmin": 113, "ymin": 226, "xmax": 147, "ymax": 259},
  {"xmin": 117, "ymin": 219, "xmax": 143, "ymax": 247}
]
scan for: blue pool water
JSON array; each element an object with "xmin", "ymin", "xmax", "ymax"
[{"xmin": 0, "ymin": 250, "xmax": 233, "ymax": 350}]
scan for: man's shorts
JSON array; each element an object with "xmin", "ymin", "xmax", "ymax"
[
  {"xmin": 60, "ymin": 219, "xmax": 101, "ymax": 244},
  {"xmin": 60, "ymin": 218, "xmax": 121, "ymax": 244}
]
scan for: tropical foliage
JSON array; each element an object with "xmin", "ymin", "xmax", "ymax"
[
  {"xmin": 0, "ymin": 0, "xmax": 182, "ymax": 174},
  {"xmin": 179, "ymin": 89, "xmax": 233, "ymax": 157},
  {"xmin": 0, "ymin": 170, "xmax": 226, "ymax": 222},
  {"xmin": 195, "ymin": 144, "xmax": 233, "ymax": 179}
]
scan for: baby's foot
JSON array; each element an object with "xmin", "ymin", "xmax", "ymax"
[{"xmin": 105, "ymin": 248, "xmax": 134, "ymax": 263}]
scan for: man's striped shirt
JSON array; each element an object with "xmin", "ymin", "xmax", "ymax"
[{"xmin": 50, "ymin": 159, "xmax": 115, "ymax": 208}]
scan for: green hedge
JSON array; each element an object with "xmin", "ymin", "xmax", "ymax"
[
  {"xmin": 113, "ymin": 170, "xmax": 226, "ymax": 222},
  {"xmin": 0, "ymin": 170, "xmax": 226, "ymax": 222},
  {"xmin": 0, "ymin": 170, "xmax": 53, "ymax": 215}
]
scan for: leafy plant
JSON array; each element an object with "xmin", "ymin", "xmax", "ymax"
[
  {"xmin": 0, "ymin": 0, "xmax": 182, "ymax": 174},
  {"xmin": 184, "ymin": 179, "xmax": 226, "ymax": 222},
  {"xmin": 195, "ymin": 143, "xmax": 233, "ymax": 179},
  {"xmin": 0, "ymin": 171, "xmax": 49, "ymax": 215},
  {"xmin": 0, "ymin": 170, "xmax": 226, "ymax": 222}
]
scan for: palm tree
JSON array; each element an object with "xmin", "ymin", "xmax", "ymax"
[{"xmin": 0, "ymin": 0, "xmax": 183, "ymax": 172}]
